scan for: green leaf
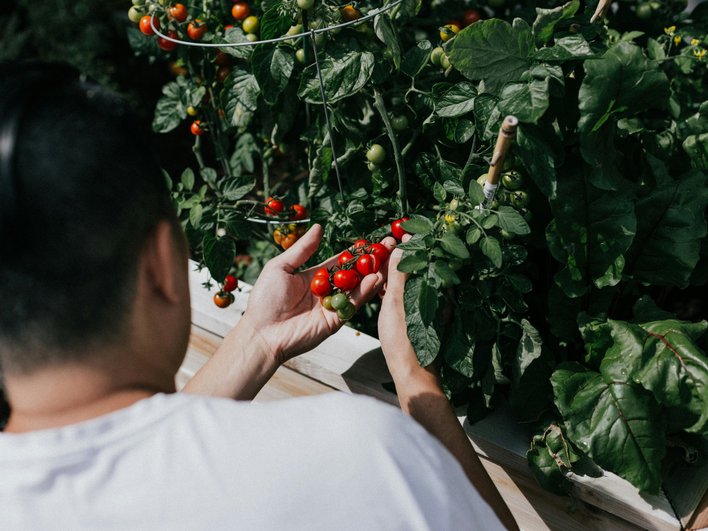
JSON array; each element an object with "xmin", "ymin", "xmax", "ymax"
[
  {"xmin": 397, "ymin": 251, "xmax": 429, "ymax": 273},
  {"xmin": 431, "ymin": 261, "xmax": 460, "ymax": 287},
  {"xmin": 626, "ymin": 171, "xmax": 708, "ymax": 288},
  {"xmin": 443, "ymin": 313, "xmax": 475, "ymax": 378},
  {"xmin": 510, "ymin": 320, "xmax": 553, "ymax": 422},
  {"xmin": 467, "ymin": 181, "xmax": 486, "ymax": 206},
  {"xmin": 516, "ymin": 124, "xmax": 557, "ymax": 198},
  {"xmin": 222, "ymin": 178, "xmax": 255, "ymax": 201},
  {"xmin": 152, "ymin": 81, "xmax": 184, "ymax": 134},
  {"xmin": 225, "ymin": 68, "xmax": 260, "ymax": 128},
  {"xmin": 251, "ymin": 46, "xmax": 294, "ymax": 105},
  {"xmin": 481, "ymin": 236, "xmax": 502, "ymax": 268},
  {"xmin": 603, "ymin": 319, "xmax": 708, "ymax": 435},
  {"xmin": 448, "ymin": 18, "xmax": 534, "ymax": 93},
  {"xmin": 534, "ymin": 34, "xmax": 594, "ymax": 61},
  {"xmin": 440, "ymin": 232, "xmax": 470, "ymax": 259},
  {"xmin": 527, "ymin": 441, "xmax": 572, "ymax": 495},
  {"xmin": 202, "ymin": 233, "xmax": 236, "ymax": 283},
  {"xmin": 189, "ymin": 204, "xmax": 203, "ymax": 227},
  {"xmin": 181, "ymin": 168, "xmax": 195, "ymax": 191},
  {"xmin": 442, "ymin": 179, "xmax": 465, "ymax": 196},
  {"xmin": 435, "ymin": 82, "xmax": 476, "ymax": 118},
  {"xmin": 546, "ymin": 168, "xmax": 636, "ymax": 297},
  {"xmin": 578, "ymin": 42, "xmax": 670, "ymax": 190},
  {"xmin": 404, "ymin": 276, "xmax": 440, "ymax": 366},
  {"xmin": 466, "ymin": 226, "xmax": 482, "ymax": 245},
  {"xmin": 260, "ymin": 2, "xmax": 291, "ymax": 40},
  {"xmin": 683, "ymin": 133, "xmax": 708, "ymax": 170},
  {"xmin": 532, "ymin": 0, "xmax": 580, "ymax": 44},
  {"xmin": 397, "ymin": 234, "xmax": 428, "ymax": 251},
  {"xmin": 496, "ymin": 206, "xmax": 530, "ymax": 235},
  {"xmin": 552, "ymin": 364, "xmax": 666, "ymax": 493},
  {"xmin": 401, "ymin": 40, "xmax": 432, "ymax": 78},
  {"xmin": 298, "ymin": 51, "xmax": 375, "ymax": 104},
  {"xmin": 418, "ymin": 280, "xmax": 439, "ymax": 325},
  {"xmin": 374, "ymin": 15, "xmax": 401, "ymax": 69},
  {"xmin": 401, "ymin": 215, "xmax": 434, "ymax": 235},
  {"xmin": 498, "ymin": 78, "xmax": 550, "ymax": 124},
  {"xmin": 216, "ymin": 28, "xmax": 253, "ymax": 60}
]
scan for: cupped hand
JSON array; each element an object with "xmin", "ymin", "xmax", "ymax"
[{"xmin": 242, "ymin": 224, "xmax": 397, "ymax": 365}]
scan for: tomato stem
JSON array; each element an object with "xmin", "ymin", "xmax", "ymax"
[{"xmin": 373, "ymin": 89, "xmax": 407, "ymax": 215}]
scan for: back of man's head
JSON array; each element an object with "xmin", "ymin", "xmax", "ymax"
[{"xmin": 0, "ymin": 62, "xmax": 176, "ymax": 375}]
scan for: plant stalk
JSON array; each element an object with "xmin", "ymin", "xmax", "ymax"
[{"xmin": 373, "ymin": 89, "xmax": 407, "ymax": 215}]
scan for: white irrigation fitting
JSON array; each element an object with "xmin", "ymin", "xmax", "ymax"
[{"xmin": 149, "ymin": 0, "xmax": 405, "ymax": 48}]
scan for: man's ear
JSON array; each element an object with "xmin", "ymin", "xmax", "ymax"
[{"xmin": 141, "ymin": 220, "xmax": 184, "ymax": 305}]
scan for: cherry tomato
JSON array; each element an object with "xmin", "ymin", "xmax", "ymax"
[
  {"xmin": 330, "ymin": 293, "xmax": 349, "ymax": 310},
  {"xmin": 501, "ymin": 170, "xmax": 524, "ymax": 191},
  {"xmin": 636, "ymin": 2, "xmax": 652, "ymax": 19},
  {"xmin": 333, "ymin": 269, "xmax": 360, "ymax": 291},
  {"xmin": 440, "ymin": 24, "xmax": 460, "ymax": 42},
  {"xmin": 242, "ymin": 15, "xmax": 259, "ymax": 34},
  {"xmin": 477, "ymin": 174, "xmax": 489, "ymax": 186},
  {"xmin": 366, "ymin": 144, "xmax": 386, "ymax": 165},
  {"xmin": 231, "ymin": 2, "xmax": 250, "ymax": 20},
  {"xmin": 128, "ymin": 7, "xmax": 144, "ymax": 23},
  {"xmin": 223, "ymin": 274, "xmax": 238, "ymax": 292},
  {"xmin": 338, "ymin": 250, "xmax": 355, "ymax": 267},
  {"xmin": 336, "ymin": 301, "xmax": 356, "ymax": 321},
  {"xmin": 295, "ymin": 225, "xmax": 307, "ymax": 237},
  {"xmin": 273, "ymin": 228, "xmax": 284, "ymax": 245},
  {"xmin": 352, "ymin": 238, "xmax": 369, "ymax": 250},
  {"xmin": 246, "ymin": 33, "xmax": 258, "ymax": 42},
  {"xmin": 367, "ymin": 242, "xmax": 389, "ymax": 264},
  {"xmin": 281, "ymin": 233, "xmax": 298, "ymax": 249},
  {"xmin": 311, "ymin": 276, "xmax": 332, "ymax": 297},
  {"xmin": 356, "ymin": 254, "xmax": 380, "ymax": 276},
  {"xmin": 297, "ymin": 0, "xmax": 314, "ymax": 9},
  {"xmin": 510, "ymin": 190, "xmax": 530, "ymax": 208},
  {"xmin": 430, "ymin": 46, "xmax": 445, "ymax": 65},
  {"xmin": 341, "ymin": 5, "xmax": 362, "ymax": 21},
  {"xmin": 314, "ymin": 267, "xmax": 330, "ymax": 279},
  {"xmin": 290, "ymin": 204, "xmax": 307, "ymax": 220},
  {"xmin": 215, "ymin": 50, "xmax": 231, "ymax": 66},
  {"xmin": 391, "ymin": 115, "xmax": 408, "ymax": 131},
  {"xmin": 265, "ymin": 197, "xmax": 285, "ymax": 216},
  {"xmin": 216, "ymin": 65, "xmax": 231, "ymax": 83},
  {"xmin": 168, "ymin": 3, "xmax": 188, "ymax": 22},
  {"xmin": 213, "ymin": 290, "xmax": 235, "ymax": 308},
  {"xmin": 190, "ymin": 120, "xmax": 205, "ymax": 136},
  {"xmin": 187, "ymin": 19, "xmax": 207, "ymax": 41},
  {"xmin": 321, "ymin": 295, "xmax": 335, "ymax": 311},
  {"xmin": 462, "ymin": 9, "xmax": 482, "ymax": 26},
  {"xmin": 158, "ymin": 31, "xmax": 179, "ymax": 51},
  {"xmin": 296, "ymin": 49, "xmax": 306, "ymax": 64},
  {"xmin": 391, "ymin": 217, "xmax": 410, "ymax": 241},
  {"xmin": 139, "ymin": 15, "xmax": 158, "ymax": 35},
  {"xmin": 224, "ymin": 24, "xmax": 235, "ymax": 30},
  {"xmin": 440, "ymin": 54, "xmax": 451, "ymax": 70},
  {"xmin": 186, "ymin": 105, "xmax": 198, "ymax": 116}
]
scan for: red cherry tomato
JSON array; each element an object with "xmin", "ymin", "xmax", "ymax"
[
  {"xmin": 314, "ymin": 267, "xmax": 330, "ymax": 279},
  {"xmin": 157, "ymin": 30, "xmax": 179, "ymax": 51},
  {"xmin": 281, "ymin": 233, "xmax": 298, "ymax": 249},
  {"xmin": 391, "ymin": 217, "xmax": 410, "ymax": 241},
  {"xmin": 190, "ymin": 120, "xmax": 205, "ymax": 136},
  {"xmin": 368, "ymin": 242, "xmax": 389, "ymax": 264},
  {"xmin": 224, "ymin": 24, "xmax": 235, "ymax": 30},
  {"xmin": 168, "ymin": 3, "xmax": 188, "ymax": 22},
  {"xmin": 290, "ymin": 204, "xmax": 308, "ymax": 220},
  {"xmin": 232, "ymin": 2, "xmax": 251, "ymax": 20},
  {"xmin": 311, "ymin": 276, "xmax": 332, "ymax": 297},
  {"xmin": 462, "ymin": 8, "xmax": 482, "ymax": 27},
  {"xmin": 356, "ymin": 254, "xmax": 380, "ymax": 276},
  {"xmin": 338, "ymin": 250, "xmax": 355, "ymax": 267},
  {"xmin": 213, "ymin": 290, "xmax": 234, "ymax": 308},
  {"xmin": 265, "ymin": 197, "xmax": 285, "ymax": 216},
  {"xmin": 223, "ymin": 274, "xmax": 238, "ymax": 292},
  {"xmin": 187, "ymin": 19, "xmax": 208, "ymax": 41},
  {"xmin": 352, "ymin": 238, "xmax": 369, "ymax": 250},
  {"xmin": 333, "ymin": 269, "xmax": 361, "ymax": 291},
  {"xmin": 215, "ymin": 50, "xmax": 231, "ymax": 66},
  {"xmin": 139, "ymin": 15, "xmax": 158, "ymax": 35}
]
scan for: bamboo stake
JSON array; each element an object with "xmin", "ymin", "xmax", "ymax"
[
  {"xmin": 591, "ymin": 0, "xmax": 613, "ymax": 23},
  {"xmin": 482, "ymin": 116, "xmax": 518, "ymax": 203}
]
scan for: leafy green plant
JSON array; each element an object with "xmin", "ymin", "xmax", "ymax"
[{"xmin": 128, "ymin": 0, "xmax": 708, "ymax": 495}]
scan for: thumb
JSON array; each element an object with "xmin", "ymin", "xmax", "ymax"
[
  {"xmin": 385, "ymin": 233, "xmax": 411, "ymax": 295},
  {"xmin": 275, "ymin": 223, "xmax": 323, "ymax": 274}
]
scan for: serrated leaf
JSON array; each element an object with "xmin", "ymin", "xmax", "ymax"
[
  {"xmin": 552, "ymin": 364, "xmax": 666, "ymax": 493},
  {"xmin": 468, "ymin": 181, "xmax": 486, "ymax": 205},
  {"xmin": 532, "ymin": 0, "xmax": 580, "ymax": 44},
  {"xmin": 298, "ymin": 51, "xmax": 375, "ymax": 104},
  {"xmin": 397, "ymin": 251, "xmax": 429, "ymax": 273},
  {"xmin": 433, "ymin": 182, "xmax": 446, "ymax": 202},
  {"xmin": 225, "ymin": 68, "xmax": 260, "ymax": 128},
  {"xmin": 251, "ymin": 46, "xmax": 294, "ymax": 105},
  {"xmin": 404, "ymin": 276, "xmax": 440, "ymax": 366},
  {"xmin": 481, "ymin": 237, "xmax": 502, "ymax": 268},
  {"xmin": 435, "ymin": 82, "xmax": 477, "ymax": 118},
  {"xmin": 401, "ymin": 215, "xmax": 434, "ymax": 235},
  {"xmin": 440, "ymin": 232, "xmax": 470, "ymax": 259},
  {"xmin": 260, "ymin": 2, "xmax": 291, "ymax": 40},
  {"xmin": 496, "ymin": 206, "xmax": 530, "ymax": 235},
  {"xmin": 401, "ymin": 40, "xmax": 432, "ymax": 78},
  {"xmin": 181, "ymin": 168, "xmax": 195, "ymax": 191},
  {"xmin": 397, "ymin": 234, "xmax": 428, "ymax": 251},
  {"xmin": 466, "ymin": 226, "xmax": 482, "ymax": 245},
  {"xmin": 222, "ymin": 178, "xmax": 255, "ymax": 201},
  {"xmin": 481, "ymin": 213, "xmax": 498, "ymax": 229},
  {"xmin": 189, "ymin": 204, "xmax": 203, "ymax": 227},
  {"xmin": 216, "ymin": 27, "xmax": 253, "ymax": 60},
  {"xmin": 374, "ymin": 14, "xmax": 401, "ymax": 69},
  {"xmin": 202, "ymin": 233, "xmax": 236, "ymax": 283},
  {"xmin": 498, "ymin": 78, "xmax": 550, "ymax": 124}
]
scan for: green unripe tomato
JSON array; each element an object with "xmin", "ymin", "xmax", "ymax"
[
  {"xmin": 321, "ymin": 295, "xmax": 335, "ymax": 311},
  {"xmin": 449, "ymin": 198, "xmax": 459, "ymax": 210},
  {"xmin": 510, "ymin": 190, "xmax": 530, "ymax": 208},
  {"xmin": 132, "ymin": 0, "xmax": 145, "ymax": 5},
  {"xmin": 499, "ymin": 229, "xmax": 514, "ymax": 240},
  {"xmin": 297, "ymin": 0, "xmax": 314, "ymax": 9},
  {"xmin": 490, "ymin": 199, "xmax": 500, "ymax": 209},
  {"xmin": 242, "ymin": 15, "xmax": 259, "ymax": 34},
  {"xmin": 501, "ymin": 170, "xmax": 524, "ymax": 191},
  {"xmin": 336, "ymin": 301, "xmax": 356, "ymax": 321},
  {"xmin": 246, "ymin": 32, "xmax": 258, "ymax": 42},
  {"xmin": 391, "ymin": 115, "xmax": 408, "ymax": 131},
  {"xmin": 287, "ymin": 24, "xmax": 303, "ymax": 36},
  {"xmin": 128, "ymin": 6, "xmax": 144, "ymax": 23},
  {"xmin": 295, "ymin": 48, "xmax": 306, "ymax": 63},
  {"xmin": 440, "ymin": 54, "xmax": 451, "ymax": 70},
  {"xmin": 430, "ymin": 46, "xmax": 445, "ymax": 66},
  {"xmin": 477, "ymin": 174, "xmax": 489, "ymax": 186},
  {"xmin": 636, "ymin": 2, "xmax": 652, "ymax": 19},
  {"xmin": 330, "ymin": 293, "xmax": 349, "ymax": 311},
  {"xmin": 366, "ymin": 144, "xmax": 386, "ymax": 165}
]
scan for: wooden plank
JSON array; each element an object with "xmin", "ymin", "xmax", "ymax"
[{"xmin": 186, "ymin": 260, "xmax": 687, "ymax": 531}]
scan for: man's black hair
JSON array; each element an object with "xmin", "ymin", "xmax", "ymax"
[{"xmin": 0, "ymin": 62, "xmax": 176, "ymax": 374}]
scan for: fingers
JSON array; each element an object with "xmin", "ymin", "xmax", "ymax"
[
  {"xmin": 348, "ymin": 269, "xmax": 386, "ymax": 309},
  {"xmin": 383, "ymin": 233, "xmax": 410, "ymax": 297},
  {"xmin": 274, "ymin": 224, "xmax": 323, "ymax": 274}
]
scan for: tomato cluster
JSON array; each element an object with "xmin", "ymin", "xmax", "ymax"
[
  {"xmin": 213, "ymin": 273, "xmax": 239, "ymax": 308},
  {"xmin": 310, "ymin": 239, "xmax": 389, "ymax": 321},
  {"xmin": 264, "ymin": 198, "xmax": 310, "ymax": 249}
]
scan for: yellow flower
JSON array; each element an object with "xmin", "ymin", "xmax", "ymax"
[
  {"xmin": 664, "ymin": 26, "xmax": 676, "ymax": 36},
  {"xmin": 691, "ymin": 38, "xmax": 700, "ymax": 47},
  {"xmin": 674, "ymin": 35, "xmax": 682, "ymax": 45},
  {"xmin": 695, "ymin": 48, "xmax": 707, "ymax": 60}
]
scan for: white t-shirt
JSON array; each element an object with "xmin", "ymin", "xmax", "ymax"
[{"xmin": 0, "ymin": 392, "xmax": 503, "ymax": 530}]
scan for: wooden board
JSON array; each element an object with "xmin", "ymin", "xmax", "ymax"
[{"xmin": 185, "ymin": 260, "xmax": 707, "ymax": 531}]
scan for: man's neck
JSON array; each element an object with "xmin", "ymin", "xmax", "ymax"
[{"xmin": 3, "ymin": 363, "xmax": 173, "ymax": 433}]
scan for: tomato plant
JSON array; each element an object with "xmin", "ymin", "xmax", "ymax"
[{"xmin": 129, "ymin": 0, "xmax": 708, "ymax": 498}]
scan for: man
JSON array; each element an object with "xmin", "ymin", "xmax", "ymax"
[{"xmin": 0, "ymin": 62, "xmax": 517, "ymax": 530}]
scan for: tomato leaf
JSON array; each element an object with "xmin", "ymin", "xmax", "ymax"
[
  {"xmin": 480, "ymin": 236, "xmax": 502, "ymax": 268},
  {"xmin": 496, "ymin": 206, "xmax": 530, "ymax": 235},
  {"xmin": 374, "ymin": 15, "xmax": 401, "ymax": 69},
  {"xmin": 440, "ymin": 232, "xmax": 470, "ymax": 259},
  {"xmin": 434, "ymin": 82, "xmax": 477, "ymax": 118},
  {"xmin": 468, "ymin": 181, "xmax": 486, "ymax": 205},
  {"xmin": 298, "ymin": 51, "xmax": 375, "ymax": 104},
  {"xmin": 404, "ymin": 276, "xmax": 440, "ymax": 366},
  {"xmin": 251, "ymin": 46, "xmax": 294, "ymax": 105},
  {"xmin": 216, "ymin": 28, "xmax": 253, "ymax": 60},
  {"xmin": 532, "ymin": 0, "xmax": 580, "ymax": 44},
  {"xmin": 202, "ymin": 233, "xmax": 236, "ymax": 283},
  {"xmin": 448, "ymin": 18, "xmax": 534, "ymax": 93},
  {"xmin": 552, "ymin": 364, "xmax": 666, "ymax": 493},
  {"xmin": 397, "ymin": 251, "xmax": 429, "ymax": 273},
  {"xmin": 401, "ymin": 215, "xmax": 434, "ymax": 235},
  {"xmin": 498, "ymin": 78, "xmax": 550, "ymax": 124},
  {"xmin": 259, "ymin": 2, "xmax": 291, "ymax": 41},
  {"xmin": 401, "ymin": 40, "xmax": 432, "ymax": 78},
  {"xmin": 224, "ymin": 68, "xmax": 260, "ymax": 128}
]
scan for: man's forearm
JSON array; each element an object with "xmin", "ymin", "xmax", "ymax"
[{"xmin": 182, "ymin": 315, "xmax": 278, "ymax": 400}]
